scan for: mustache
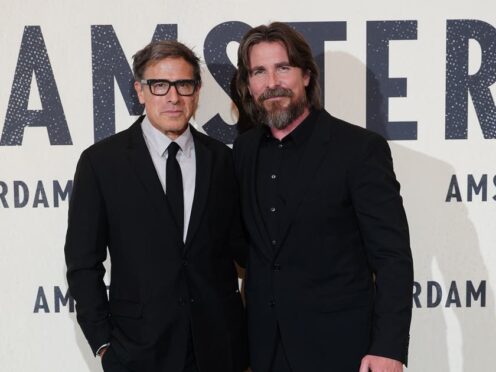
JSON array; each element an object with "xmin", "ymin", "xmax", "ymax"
[{"xmin": 257, "ymin": 87, "xmax": 293, "ymax": 103}]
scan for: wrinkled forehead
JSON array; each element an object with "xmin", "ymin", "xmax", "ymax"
[
  {"xmin": 247, "ymin": 40, "xmax": 290, "ymax": 67},
  {"xmin": 143, "ymin": 57, "xmax": 195, "ymax": 78}
]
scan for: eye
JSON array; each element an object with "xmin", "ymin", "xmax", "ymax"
[
  {"xmin": 251, "ymin": 69, "xmax": 265, "ymax": 76},
  {"xmin": 277, "ymin": 65, "xmax": 291, "ymax": 72},
  {"xmin": 177, "ymin": 80, "xmax": 192, "ymax": 88},
  {"xmin": 153, "ymin": 82, "xmax": 168, "ymax": 89}
]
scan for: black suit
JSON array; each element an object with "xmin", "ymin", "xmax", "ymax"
[
  {"xmin": 65, "ymin": 116, "xmax": 248, "ymax": 372},
  {"xmin": 233, "ymin": 110, "xmax": 413, "ymax": 372}
]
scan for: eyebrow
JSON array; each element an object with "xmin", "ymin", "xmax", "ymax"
[
  {"xmin": 249, "ymin": 65, "xmax": 265, "ymax": 74},
  {"xmin": 249, "ymin": 61, "xmax": 292, "ymax": 74}
]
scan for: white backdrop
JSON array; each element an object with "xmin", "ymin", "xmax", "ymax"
[{"xmin": 1, "ymin": 1, "xmax": 495, "ymax": 371}]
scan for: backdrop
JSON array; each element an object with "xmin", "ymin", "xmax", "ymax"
[{"xmin": 1, "ymin": 1, "xmax": 495, "ymax": 371}]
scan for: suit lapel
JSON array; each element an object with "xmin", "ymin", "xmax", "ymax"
[
  {"xmin": 275, "ymin": 111, "xmax": 333, "ymax": 258},
  {"xmin": 184, "ymin": 127, "xmax": 212, "ymax": 250},
  {"xmin": 126, "ymin": 116, "xmax": 183, "ymax": 246},
  {"xmin": 243, "ymin": 127, "xmax": 275, "ymax": 261}
]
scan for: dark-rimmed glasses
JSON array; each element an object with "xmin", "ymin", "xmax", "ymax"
[{"xmin": 140, "ymin": 79, "xmax": 199, "ymax": 96}]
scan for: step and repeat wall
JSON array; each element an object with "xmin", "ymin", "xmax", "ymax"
[{"xmin": 1, "ymin": 0, "xmax": 495, "ymax": 371}]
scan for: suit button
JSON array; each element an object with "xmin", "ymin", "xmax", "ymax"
[
  {"xmin": 269, "ymin": 300, "xmax": 276, "ymax": 308},
  {"xmin": 271, "ymin": 240, "xmax": 277, "ymax": 246},
  {"xmin": 273, "ymin": 263, "xmax": 281, "ymax": 271},
  {"xmin": 190, "ymin": 298, "xmax": 195, "ymax": 304},
  {"xmin": 182, "ymin": 259, "xmax": 188, "ymax": 267}
]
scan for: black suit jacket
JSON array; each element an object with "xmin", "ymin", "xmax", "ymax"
[
  {"xmin": 65, "ymin": 116, "xmax": 248, "ymax": 372},
  {"xmin": 233, "ymin": 110, "xmax": 413, "ymax": 372}
]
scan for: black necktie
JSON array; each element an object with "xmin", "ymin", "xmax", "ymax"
[{"xmin": 166, "ymin": 142, "xmax": 183, "ymax": 236}]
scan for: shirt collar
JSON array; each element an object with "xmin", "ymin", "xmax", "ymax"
[{"xmin": 141, "ymin": 116, "xmax": 195, "ymax": 158}]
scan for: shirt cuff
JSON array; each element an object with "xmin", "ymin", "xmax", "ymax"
[{"xmin": 95, "ymin": 343, "xmax": 110, "ymax": 357}]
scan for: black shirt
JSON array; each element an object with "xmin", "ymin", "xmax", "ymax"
[{"xmin": 256, "ymin": 109, "xmax": 319, "ymax": 250}]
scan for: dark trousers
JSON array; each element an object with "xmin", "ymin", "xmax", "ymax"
[
  {"xmin": 101, "ymin": 332, "xmax": 198, "ymax": 372},
  {"xmin": 184, "ymin": 329, "xmax": 199, "ymax": 372},
  {"xmin": 270, "ymin": 328, "xmax": 293, "ymax": 372}
]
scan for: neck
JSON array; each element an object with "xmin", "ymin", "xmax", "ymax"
[
  {"xmin": 163, "ymin": 125, "xmax": 188, "ymax": 141},
  {"xmin": 270, "ymin": 106, "xmax": 311, "ymax": 141}
]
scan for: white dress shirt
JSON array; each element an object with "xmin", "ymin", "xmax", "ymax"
[{"xmin": 141, "ymin": 116, "xmax": 196, "ymax": 242}]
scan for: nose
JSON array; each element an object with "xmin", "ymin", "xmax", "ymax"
[
  {"xmin": 166, "ymin": 85, "xmax": 179, "ymax": 103},
  {"xmin": 266, "ymin": 70, "xmax": 279, "ymax": 88}
]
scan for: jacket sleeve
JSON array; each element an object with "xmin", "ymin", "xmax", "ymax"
[
  {"xmin": 64, "ymin": 150, "xmax": 112, "ymax": 355},
  {"xmin": 349, "ymin": 134, "xmax": 413, "ymax": 365},
  {"xmin": 228, "ymin": 145, "xmax": 248, "ymax": 269}
]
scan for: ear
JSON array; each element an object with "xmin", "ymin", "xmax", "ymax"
[
  {"xmin": 192, "ymin": 82, "xmax": 202, "ymax": 114},
  {"xmin": 193, "ymin": 82, "xmax": 201, "ymax": 102},
  {"xmin": 303, "ymin": 69, "xmax": 311, "ymax": 87},
  {"xmin": 134, "ymin": 80, "xmax": 146, "ymax": 104}
]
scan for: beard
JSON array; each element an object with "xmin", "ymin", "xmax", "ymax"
[{"xmin": 253, "ymin": 87, "xmax": 307, "ymax": 130}]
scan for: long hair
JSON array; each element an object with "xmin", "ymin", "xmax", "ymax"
[{"xmin": 236, "ymin": 22, "xmax": 321, "ymax": 121}]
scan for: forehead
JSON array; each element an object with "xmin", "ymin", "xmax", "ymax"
[
  {"xmin": 143, "ymin": 57, "xmax": 194, "ymax": 78},
  {"xmin": 248, "ymin": 41, "xmax": 289, "ymax": 68}
]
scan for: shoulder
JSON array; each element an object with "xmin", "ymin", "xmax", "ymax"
[
  {"xmin": 318, "ymin": 110, "xmax": 389, "ymax": 153},
  {"xmin": 234, "ymin": 125, "xmax": 262, "ymax": 144},
  {"xmin": 233, "ymin": 126, "xmax": 264, "ymax": 157},
  {"xmin": 319, "ymin": 110, "xmax": 383, "ymax": 142},
  {"xmin": 81, "ymin": 117, "xmax": 142, "ymax": 163},
  {"xmin": 85, "ymin": 129, "xmax": 129, "ymax": 153}
]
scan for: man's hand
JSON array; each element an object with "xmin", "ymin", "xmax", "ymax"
[{"xmin": 359, "ymin": 355, "xmax": 403, "ymax": 372}]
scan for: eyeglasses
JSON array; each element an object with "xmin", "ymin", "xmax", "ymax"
[{"xmin": 140, "ymin": 79, "xmax": 199, "ymax": 96}]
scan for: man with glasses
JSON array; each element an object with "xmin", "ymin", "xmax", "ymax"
[{"xmin": 65, "ymin": 40, "xmax": 247, "ymax": 372}]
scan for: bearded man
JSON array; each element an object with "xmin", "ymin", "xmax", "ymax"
[{"xmin": 233, "ymin": 22, "xmax": 413, "ymax": 372}]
